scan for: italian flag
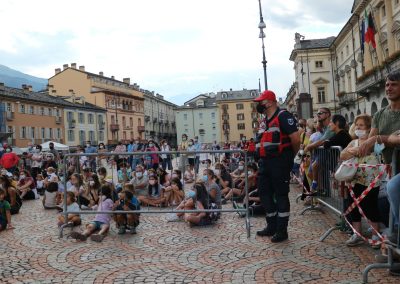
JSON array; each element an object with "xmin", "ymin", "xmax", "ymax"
[{"xmin": 364, "ymin": 10, "xmax": 376, "ymax": 49}]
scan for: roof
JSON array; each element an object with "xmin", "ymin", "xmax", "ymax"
[
  {"xmin": 215, "ymin": 89, "xmax": 259, "ymax": 101},
  {"xmin": 289, "ymin": 36, "xmax": 336, "ymax": 61},
  {"xmin": 176, "ymin": 96, "xmax": 218, "ymax": 109},
  {"xmin": 0, "ymin": 85, "xmax": 106, "ymax": 112}
]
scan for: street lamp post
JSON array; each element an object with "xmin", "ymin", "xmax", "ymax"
[{"xmin": 258, "ymin": 0, "xmax": 268, "ymax": 91}]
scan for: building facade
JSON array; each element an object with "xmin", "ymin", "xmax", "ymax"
[
  {"xmin": 49, "ymin": 64, "xmax": 145, "ymax": 144},
  {"xmin": 215, "ymin": 89, "xmax": 260, "ymax": 143},
  {"xmin": 175, "ymin": 94, "xmax": 221, "ymax": 145},
  {"xmin": 143, "ymin": 91, "xmax": 177, "ymax": 146},
  {"xmin": 287, "ymin": 0, "xmax": 400, "ymax": 123}
]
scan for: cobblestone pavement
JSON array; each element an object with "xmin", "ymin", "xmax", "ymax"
[{"xmin": 0, "ymin": 185, "xmax": 398, "ymax": 284}]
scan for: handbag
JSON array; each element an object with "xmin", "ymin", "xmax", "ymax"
[{"xmin": 334, "ymin": 139, "xmax": 359, "ymax": 182}]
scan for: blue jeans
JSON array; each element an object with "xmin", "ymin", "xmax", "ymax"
[{"xmin": 386, "ymin": 173, "xmax": 400, "ymax": 225}]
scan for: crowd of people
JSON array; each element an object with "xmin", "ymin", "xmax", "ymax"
[{"xmin": 1, "ymin": 72, "xmax": 400, "ymax": 276}]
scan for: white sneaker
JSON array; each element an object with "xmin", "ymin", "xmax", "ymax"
[{"xmin": 346, "ymin": 233, "xmax": 364, "ymax": 247}]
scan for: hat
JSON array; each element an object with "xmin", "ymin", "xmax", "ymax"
[{"xmin": 254, "ymin": 90, "xmax": 277, "ymax": 102}]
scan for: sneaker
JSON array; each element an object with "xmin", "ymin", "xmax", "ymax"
[
  {"xmin": 346, "ymin": 234, "xmax": 364, "ymax": 247},
  {"xmin": 256, "ymin": 226, "xmax": 276, "ymax": 237},
  {"xmin": 271, "ymin": 231, "xmax": 288, "ymax": 243},
  {"xmin": 118, "ymin": 226, "xmax": 126, "ymax": 235},
  {"xmin": 90, "ymin": 234, "xmax": 105, "ymax": 242},
  {"xmin": 127, "ymin": 226, "xmax": 137, "ymax": 234}
]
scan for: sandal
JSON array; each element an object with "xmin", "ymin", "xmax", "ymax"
[{"xmin": 90, "ymin": 234, "xmax": 105, "ymax": 242}]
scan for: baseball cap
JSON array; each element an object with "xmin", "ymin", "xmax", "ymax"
[{"xmin": 254, "ymin": 90, "xmax": 277, "ymax": 102}]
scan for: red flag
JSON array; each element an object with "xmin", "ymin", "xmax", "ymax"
[{"xmin": 365, "ymin": 11, "xmax": 376, "ymax": 49}]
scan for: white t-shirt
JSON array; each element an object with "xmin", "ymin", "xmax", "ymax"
[{"xmin": 44, "ymin": 191, "xmax": 57, "ymax": 207}]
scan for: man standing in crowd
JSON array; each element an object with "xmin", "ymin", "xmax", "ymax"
[
  {"xmin": 85, "ymin": 141, "xmax": 97, "ymax": 172},
  {"xmin": 255, "ymin": 90, "xmax": 300, "ymax": 242},
  {"xmin": 194, "ymin": 136, "xmax": 201, "ymax": 174},
  {"xmin": 48, "ymin": 142, "xmax": 60, "ymax": 162}
]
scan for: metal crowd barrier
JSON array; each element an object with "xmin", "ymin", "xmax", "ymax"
[
  {"xmin": 362, "ymin": 148, "xmax": 400, "ymax": 283},
  {"xmin": 59, "ymin": 149, "xmax": 251, "ymax": 239}
]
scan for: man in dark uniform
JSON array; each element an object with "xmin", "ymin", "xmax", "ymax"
[{"xmin": 254, "ymin": 90, "xmax": 300, "ymax": 242}]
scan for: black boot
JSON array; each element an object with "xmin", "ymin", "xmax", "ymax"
[
  {"xmin": 257, "ymin": 216, "xmax": 276, "ymax": 236},
  {"xmin": 271, "ymin": 231, "xmax": 288, "ymax": 243}
]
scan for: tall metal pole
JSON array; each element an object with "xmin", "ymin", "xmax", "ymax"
[{"xmin": 258, "ymin": 0, "xmax": 268, "ymax": 91}]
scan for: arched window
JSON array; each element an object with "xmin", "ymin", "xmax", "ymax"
[{"xmin": 350, "ymin": 112, "xmax": 355, "ymax": 123}]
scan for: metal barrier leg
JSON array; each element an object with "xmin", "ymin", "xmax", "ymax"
[
  {"xmin": 246, "ymin": 217, "xmax": 251, "ymax": 239},
  {"xmin": 319, "ymin": 226, "xmax": 339, "ymax": 242},
  {"xmin": 58, "ymin": 222, "xmax": 73, "ymax": 238},
  {"xmin": 295, "ymin": 193, "xmax": 303, "ymax": 204},
  {"xmin": 300, "ymin": 197, "xmax": 324, "ymax": 215}
]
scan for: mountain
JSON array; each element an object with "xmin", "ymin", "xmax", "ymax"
[{"xmin": 0, "ymin": 64, "xmax": 47, "ymax": 91}]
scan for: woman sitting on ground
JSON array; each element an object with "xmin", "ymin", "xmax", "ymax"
[
  {"xmin": 224, "ymin": 162, "xmax": 258, "ymax": 202},
  {"xmin": 0, "ymin": 174, "xmax": 22, "ymax": 214},
  {"xmin": 163, "ymin": 177, "xmax": 184, "ymax": 206},
  {"xmin": 57, "ymin": 191, "xmax": 81, "ymax": 227},
  {"xmin": 202, "ymin": 169, "xmax": 222, "ymax": 208},
  {"xmin": 157, "ymin": 167, "xmax": 171, "ymax": 187},
  {"xmin": 182, "ymin": 183, "xmax": 212, "ymax": 226},
  {"xmin": 138, "ymin": 174, "xmax": 165, "ymax": 207},
  {"xmin": 16, "ymin": 170, "xmax": 38, "ymax": 200}
]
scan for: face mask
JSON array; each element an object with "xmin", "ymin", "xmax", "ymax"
[
  {"xmin": 202, "ymin": 175, "xmax": 208, "ymax": 182},
  {"xmin": 194, "ymin": 139, "xmax": 198, "ymax": 143},
  {"xmin": 374, "ymin": 142, "xmax": 385, "ymax": 155},
  {"xmin": 182, "ymin": 138, "xmax": 187, "ymax": 141},
  {"xmin": 86, "ymin": 144, "xmax": 91, "ymax": 147},
  {"xmin": 149, "ymin": 143, "xmax": 154, "ymax": 147},
  {"xmin": 149, "ymin": 180, "xmax": 156, "ymax": 185},
  {"xmin": 238, "ymin": 165, "xmax": 244, "ymax": 170},
  {"xmin": 5, "ymin": 149, "xmax": 10, "ymax": 153},
  {"xmin": 89, "ymin": 180, "xmax": 95, "ymax": 186},
  {"xmin": 136, "ymin": 172, "xmax": 143, "ymax": 178},
  {"xmin": 256, "ymin": 103, "xmax": 266, "ymax": 114},
  {"xmin": 20, "ymin": 175, "xmax": 26, "ymax": 180},
  {"xmin": 172, "ymin": 173, "xmax": 178, "ymax": 178},
  {"xmin": 187, "ymin": 190, "xmax": 196, "ymax": 199},
  {"xmin": 354, "ymin": 130, "xmax": 367, "ymax": 138},
  {"xmin": 214, "ymin": 169, "xmax": 221, "ymax": 175},
  {"xmin": 188, "ymin": 142, "xmax": 193, "ymax": 146},
  {"xmin": 99, "ymin": 146, "xmax": 104, "ymax": 149},
  {"xmin": 248, "ymin": 171, "xmax": 252, "ymax": 176},
  {"xmin": 164, "ymin": 143, "xmax": 167, "ymax": 146}
]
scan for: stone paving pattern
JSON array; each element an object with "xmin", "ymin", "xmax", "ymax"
[{"xmin": 0, "ymin": 186, "xmax": 398, "ymax": 283}]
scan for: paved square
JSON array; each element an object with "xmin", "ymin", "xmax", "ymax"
[{"xmin": 0, "ymin": 186, "xmax": 397, "ymax": 283}]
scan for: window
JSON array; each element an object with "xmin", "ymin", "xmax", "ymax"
[
  {"xmin": 56, "ymin": 109, "xmax": 60, "ymax": 117},
  {"xmin": 99, "ymin": 131, "xmax": 104, "ymax": 142},
  {"xmin": 122, "ymin": 116, "xmax": 126, "ymax": 127},
  {"xmin": 237, "ymin": 113, "xmax": 245, "ymax": 120},
  {"xmin": 111, "ymin": 115, "xmax": 115, "ymax": 124},
  {"xmin": 29, "ymin": 106, "xmax": 35, "ymax": 114},
  {"xmin": 138, "ymin": 118, "xmax": 142, "ymax": 126},
  {"xmin": 183, "ymin": 113, "xmax": 188, "ymax": 120},
  {"xmin": 21, "ymin": 127, "xmax": 26, "ymax": 139},
  {"xmin": 19, "ymin": 104, "xmax": 25, "ymax": 113},
  {"xmin": 211, "ymin": 112, "xmax": 215, "ymax": 119},
  {"xmin": 48, "ymin": 128, "xmax": 53, "ymax": 139},
  {"xmin": 315, "ymin": 61, "xmax": 323, "ymax": 68},
  {"xmin": 68, "ymin": 130, "xmax": 75, "ymax": 141},
  {"xmin": 57, "ymin": 128, "xmax": 61, "ymax": 139},
  {"xmin": 79, "ymin": 130, "xmax": 86, "ymax": 143},
  {"xmin": 222, "ymin": 104, "xmax": 228, "ymax": 110},
  {"xmin": 212, "ymin": 134, "xmax": 217, "ymax": 140},
  {"xmin": 346, "ymin": 45, "xmax": 349, "ymax": 56},
  {"xmin": 237, "ymin": 123, "xmax": 245, "ymax": 130},
  {"xmin": 130, "ymin": 117, "xmax": 133, "ymax": 126},
  {"xmin": 236, "ymin": 104, "xmax": 244, "ymax": 110},
  {"xmin": 67, "ymin": 111, "xmax": 74, "ymax": 121},
  {"xmin": 199, "ymin": 113, "xmax": 203, "ymax": 119},
  {"xmin": 6, "ymin": 103, "xmax": 11, "ymax": 112},
  {"xmin": 88, "ymin": 113, "xmax": 94, "ymax": 124},
  {"xmin": 340, "ymin": 51, "xmax": 344, "ymax": 62},
  {"xmin": 317, "ymin": 87, "xmax": 326, "ymax": 103},
  {"xmin": 382, "ymin": 5, "xmax": 386, "ymax": 17},
  {"xmin": 89, "ymin": 131, "xmax": 95, "ymax": 142},
  {"xmin": 40, "ymin": 107, "xmax": 45, "ymax": 116},
  {"xmin": 41, "ymin": 128, "xmax": 45, "ymax": 139},
  {"xmin": 78, "ymin": 113, "xmax": 85, "ymax": 123},
  {"xmin": 222, "ymin": 114, "xmax": 229, "ymax": 120},
  {"xmin": 7, "ymin": 126, "xmax": 13, "ymax": 136},
  {"xmin": 48, "ymin": 108, "xmax": 52, "ymax": 116},
  {"xmin": 31, "ymin": 127, "xmax": 35, "ymax": 139}
]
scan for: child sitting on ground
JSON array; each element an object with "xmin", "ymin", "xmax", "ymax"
[
  {"xmin": 0, "ymin": 188, "xmax": 14, "ymax": 231},
  {"xmin": 57, "ymin": 191, "xmax": 81, "ymax": 227},
  {"xmin": 36, "ymin": 174, "xmax": 45, "ymax": 195},
  {"xmin": 43, "ymin": 182, "xmax": 58, "ymax": 209},
  {"xmin": 70, "ymin": 185, "xmax": 114, "ymax": 242},
  {"xmin": 114, "ymin": 186, "xmax": 140, "ymax": 235},
  {"xmin": 184, "ymin": 165, "xmax": 194, "ymax": 183}
]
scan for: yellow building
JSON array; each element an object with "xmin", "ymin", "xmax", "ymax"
[
  {"xmin": 216, "ymin": 89, "xmax": 259, "ymax": 143},
  {"xmin": 49, "ymin": 64, "xmax": 145, "ymax": 144}
]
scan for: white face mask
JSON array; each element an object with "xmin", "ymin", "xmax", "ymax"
[
  {"xmin": 238, "ymin": 165, "xmax": 244, "ymax": 170},
  {"xmin": 89, "ymin": 180, "xmax": 95, "ymax": 186},
  {"xmin": 354, "ymin": 129, "xmax": 367, "ymax": 138},
  {"xmin": 20, "ymin": 175, "xmax": 26, "ymax": 180},
  {"xmin": 136, "ymin": 172, "xmax": 143, "ymax": 178},
  {"xmin": 86, "ymin": 144, "xmax": 91, "ymax": 148}
]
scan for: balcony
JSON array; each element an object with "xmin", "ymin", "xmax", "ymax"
[
  {"xmin": 6, "ymin": 112, "xmax": 14, "ymax": 121},
  {"xmin": 110, "ymin": 124, "xmax": 120, "ymax": 132},
  {"xmin": 137, "ymin": 125, "xmax": 145, "ymax": 132},
  {"xmin": 338, "ymin": 92, "xmax": 357, "ymax": 107},
  {"xmin": 55, "ymin": 116, "xmax": 62, "ymax": 124},
  {"xmin": 98, "ymin": 121, "xmax": 105, "ymax": 130},
  {"xmin": 68, "ymin": 120, "xmax": 76, "ymax": 128}
]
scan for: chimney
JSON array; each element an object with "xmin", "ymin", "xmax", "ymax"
[
  {"xmin": 55, "ymin": 68, "xmax": 61, "ymax": 74},
  {"xmin": 79, "ymin": 65, "xmax": 85, "ymax": 71},
  {"xmin": 99, "ymin": 71, "xmax": 104, "ymax": 76},
  {"xmin": 63, "ymin": 64, "xmax": 69, "ymax": 70},
  {"xmin": 71, "ymin": 63, "xmax": 77, "ymax": 69},
  {"xmin": 111, "ymin": 76, "xmax": 115, "ymax": 80},
  {"xmin": 28, "ymin": 85, "xmax": 33, "ymax": 92},
  {"xmin": 123, "ymin": 78, "xmax": 130, "ymax": 85},
  {"xmin": 52, "ymin": 90, "xmax": 57, "ymax": 96}
]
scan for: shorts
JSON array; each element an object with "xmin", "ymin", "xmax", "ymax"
[{"xmin": 90, "ymin": 220, "xmax": 107, "ymax": 230}]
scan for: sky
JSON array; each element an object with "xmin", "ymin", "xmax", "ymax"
[{"xmin": 0, "ymin": 0, "xmax": 352, "ymax": 105}]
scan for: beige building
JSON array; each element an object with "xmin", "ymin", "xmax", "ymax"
[
  {"xmin": 215, "ymin": 89, "xmax": 259, "ymax": 143},
  {"xmin": 49, "ymin": 64, "xmax": 145, "ymax": 144}
]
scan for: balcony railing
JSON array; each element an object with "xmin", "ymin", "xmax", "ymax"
[
  {"xmin": 138, "ymin": 126, "xmax": 145, "ymax": 132},
  {"xmin": 68, "ymin": 120, "xmax": 76, "ymax": 128},
  {"xmin": 98, "ymin": 121, "xmax": 105, "ymax": 130},
  {"xmin": 6, "ymin": 112, "xmax": 14, "ymax": 121},
  {"xmin": 55, "ymin": 116, "xmax": 62, "ymax": 124},
  {"xmin": 338, "ymin": 92, "xmax": 357, "ymax": 107},
  {"xmin": 110, "ymin": 124, "xmax": 120, "ymax": 132}
]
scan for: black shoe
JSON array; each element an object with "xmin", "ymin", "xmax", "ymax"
[
  {"xmin": 389, "ymin": 268, "xmax": 400, "ymax": 276},
  {"xmin": 256, "ymin": 226, "xmax": 276, "ymax": 237},
  {"xmin": 271, "ymin": 231, "xmax": 288, "ymax": 243}
]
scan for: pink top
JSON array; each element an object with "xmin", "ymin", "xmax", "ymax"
[{"xmin": 93, "ymin": 198, "xmax": 114, "ymax": 224}]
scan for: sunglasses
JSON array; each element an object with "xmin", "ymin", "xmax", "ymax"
[{"xmin": 317, "ymin": 112, "xmax": 328, "ymax": 116}]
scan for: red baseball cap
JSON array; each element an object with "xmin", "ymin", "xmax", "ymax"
[{"xmin": 254, "ymin": 90, "xmax": 277, "ymax": 102}]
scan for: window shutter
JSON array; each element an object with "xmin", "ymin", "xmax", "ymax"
[{"xmin": 19, "ymin": 127, "xmax": 22, "ymax": 139}]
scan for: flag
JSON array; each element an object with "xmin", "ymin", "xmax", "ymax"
[
  {"xmin": 364, "ymin": 10, "xmax": 376, "ymax": 49},
  {"xmin": 360, "ymin": 17, "xmax": 365, "ymax": 54}
]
